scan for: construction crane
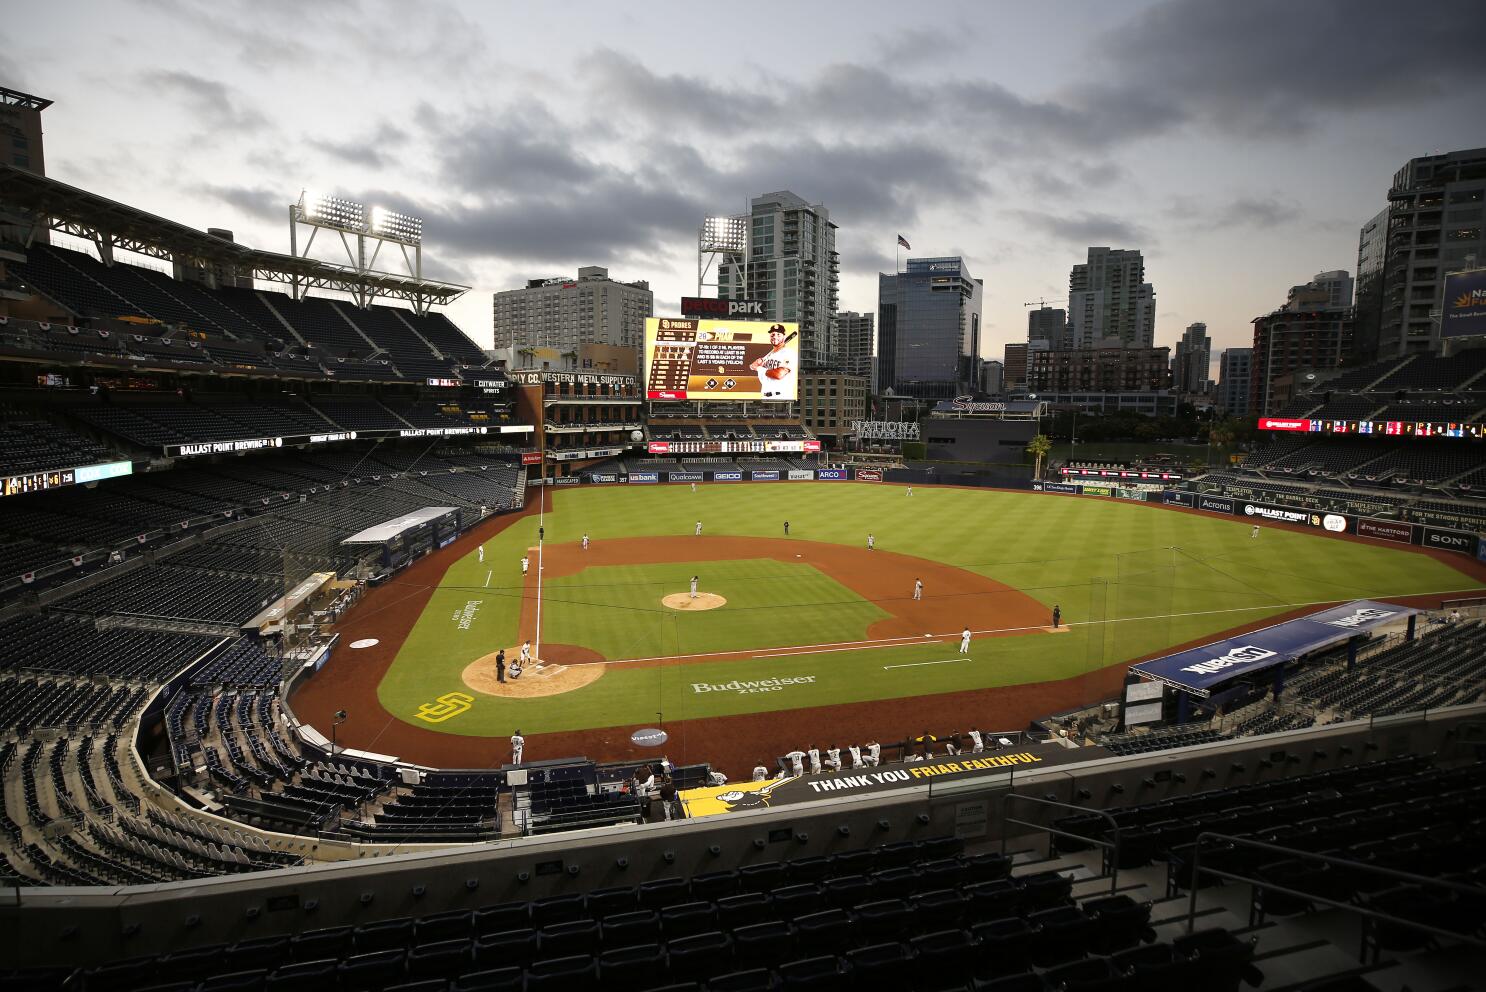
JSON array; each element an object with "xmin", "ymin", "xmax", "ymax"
[{"xmin": 1023, "ymin": 297, "xmax": 1067, "ymax": 309}]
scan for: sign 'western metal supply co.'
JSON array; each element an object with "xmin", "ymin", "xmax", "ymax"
[{"xmin": 680, "ymin": 296, "xmax": 767, "ymax": 318}]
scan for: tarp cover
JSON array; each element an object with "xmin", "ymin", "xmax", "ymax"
[
  {"xmin": 1130, "ymin": 600, "xmax": 1412, "ymax": 697},
  {"xmin": 342, "ymin": 506, "xmax": 458, "ymax": 544}
]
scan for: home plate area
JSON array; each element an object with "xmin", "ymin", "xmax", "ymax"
[{"xmin": 461, "ymin": 646, "xmax": 606, "ymax": 698}]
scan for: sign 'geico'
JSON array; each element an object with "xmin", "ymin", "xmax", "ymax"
[{"xmin": 1181, "ymin": 645, "xmax": 1277, "ymax": 676}]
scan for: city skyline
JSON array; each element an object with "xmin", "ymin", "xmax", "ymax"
[{"xmin": 6, "ymin": 0, "xmax": 1484, "ymax": 377}]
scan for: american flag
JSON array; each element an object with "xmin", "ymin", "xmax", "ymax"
[{"xmin": 897, "ymin": 234, "xmax": 911, "ymax": 249}]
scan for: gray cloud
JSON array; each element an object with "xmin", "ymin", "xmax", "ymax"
[
  {"xmin": 874, "ymin": 26, "xmax": 976, "ymax": 65},
  {"xmin": 309, "ymin": 124, "xmax": 411, "ymax": 169},
  {"xmin": 144, "ymin": 70, "xmax": 268, "ymax": 133},
  {"xmin": 580, "ymin": 49, "xmax": 780, "ymax": 133},
  {"xmin": 193, "ymin": 183, "xmax": 284, "ymax": 223},
  {"xmin": 1008, "ymin": 209, "xmax": 1153, "ymax": 246},
  {"xmin": 1214, "ymin": 196, "xmax": 1296, "ymax": 229}
]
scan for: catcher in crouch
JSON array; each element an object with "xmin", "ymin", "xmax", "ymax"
[{"xmin": 749, "ymin": 324, "xmax": 797, "ymax": 399}]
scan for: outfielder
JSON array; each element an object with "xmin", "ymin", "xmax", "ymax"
[
  {"xmin": 907, "ymin": 487, "xmax": 913, "ymax": 497},
  {"xmin": 691, "ymin": 482, "xmax": 697, "ymax": 493},
  {"xmin": 913, "ymin": 578, "xmax": 923, "ymax": 601},
  {"xmin": 867, "ymin": 533, "xmax": 875, "ymax": 551},
  {"xmin": 1251, "ymin": 524, "xmax": 1260, "ymax": 539},
  {"xmin": 511, "ymin": 730, "xmax": 524, "ymax": 765},
  {"xmin": 477, "ymin": 545, "xmax": 484, "ymax": 563},
  {"xmin": 960, "ymin": 626, "xmax": 972, "ymax": 654},
  {"xmin": 695, "ymin": 520, "xmax": 703, "ymax": 536}
]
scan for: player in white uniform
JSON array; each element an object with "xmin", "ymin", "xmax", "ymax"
[
  {"xmin": 521, "ymin": 555, "xmax": 529, "ymax": 576},
  {"xmin": 690, "ymin": 575, "xmax": 699, "ymax": 600},
  {"xmin": 968, "ymin": 728, "xmax": 984, "ymax": 753},
  {"xmin": 825, "ymin": 747, "xmax": 842, "ymax": 772},
  {"xmin": 752, "ymin": 764, "xmax": 769, "ymax": 781},
  {"xmin": 691, "ymin": 482, "xmax": 697, "ymax": 493},
  {"xmin": 510, "ymin": 731, "xmax": 524, "ymax": 765},
  {"xmin": 865, "ymin": 741, "xmax": 881, "ymax": 767},
  {"xmin": 477, "ymin": 545, "xmax": 484, "ymax": 563},
  {"xmin": 867, "ymin": 534, "xmax": 875, "ymax": 551},
  {"xmin": 695, "ymin": 520, "xmax": 703, "ymax": 536},
  {"xmin": 913, "ymin": 578, "xmax": 923, "ymax": 601},
  {"xmin": 785, "ymin": 749, "xmax": 806, "ymax": 776},
  {"xmin": 750, "ymin": 324, "xmax": 797, "ymax": 399},
  {"xmin": 519, "ymin": 640, "xmax": 533, "ymax": 671},
  {"xmin": 960, "ymin": 626, "xmax": 972, "ymax": 654},
  {"xmin": 1251, "ymin": 524, "xmax": 1260, "ymax": 539},
  {"xmin": 807, "ymin": 747, "xmax": 822, "ymax": 774},
  {"xmin": 582, "ymin": 533, "xmax": 589, "ymax": 550},
  {"xmin": 848, "ymin": 744, "xmax": 863, "ymax": 769},
  {"xmin": 907, "ymin": 487, "xmax": 913, "ymax": 497}
]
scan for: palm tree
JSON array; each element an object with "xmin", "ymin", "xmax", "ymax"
[
  {"xmin": 562, "ymin": 349, "xmax": 579, "ymax": 370},
  {"xmin": 517, "ymin": 346, "xmax": 536, "ymax": 368},
  {"xmin": 1026, "ymin": 434, "xmax": 1053, "ymax": 480}
]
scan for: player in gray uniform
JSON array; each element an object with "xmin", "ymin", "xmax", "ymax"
[{"xmin": 511, "ymin": 730, "xmax": 525, "ymax": 765}]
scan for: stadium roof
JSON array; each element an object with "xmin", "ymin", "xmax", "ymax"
[{"xmin": 0, "ymin": 164, "xmax": 469, "ymax": 308}]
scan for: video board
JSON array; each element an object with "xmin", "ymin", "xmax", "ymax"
[
  {"xmin": 1258, "ymin": 417, "xmax": 1483, "ymax": 438},
  {"xmin": 644, "ymin": 317, "xmax": 799, "ymax": 401}
]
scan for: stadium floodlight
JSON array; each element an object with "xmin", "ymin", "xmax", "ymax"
[
  {"xmin": 371, "ymin": 205, "xmax": 423, "ymax": 245},
  {"xmin": 296, "ymin": 190, "xmax": 366, "ymax": 232},
  {"xmin": 700, "ymin": 214, "xmax": 747, "ymax": 254}
]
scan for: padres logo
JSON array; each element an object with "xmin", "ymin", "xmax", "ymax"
[{"xmin": 416, "ymin": 691, "xmax": 474, "ymax": 723}]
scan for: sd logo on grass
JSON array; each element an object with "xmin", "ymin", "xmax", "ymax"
[{"xmin": 416, "ymin": 691, "xmax": 474, "ymax": 723}]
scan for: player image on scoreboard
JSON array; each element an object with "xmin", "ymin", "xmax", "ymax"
[{"xmin": 644, "ymin": 317, "xmax": 800, "ymax": 401}]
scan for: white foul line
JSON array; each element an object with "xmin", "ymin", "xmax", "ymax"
[
  {"xmin": 484, "ymin": 570, "xmax": 492, "ymax": 588},
  {"xmin": 883, "ymin": 658, "xmax": 962, "ymax": 670}
]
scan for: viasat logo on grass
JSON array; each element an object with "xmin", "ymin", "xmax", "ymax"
[
  {"xmin": 691, "ymin": 676, "xmax": 817, "ymax": 695},
  {"xmin": 452, "ymin": 600, "xmax": 481, "ymax": 630}
]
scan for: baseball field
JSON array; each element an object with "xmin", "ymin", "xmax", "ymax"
[{"xmin": 291, "ymin": 482, "xmax": 1486, "ymax": 774}]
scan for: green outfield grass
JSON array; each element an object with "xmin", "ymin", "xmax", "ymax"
[{"xmin": 374, "ymin": 483, "xmax": 1480, "ymax": 736}]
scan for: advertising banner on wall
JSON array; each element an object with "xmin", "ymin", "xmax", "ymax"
[
  {"xmin": 1354, "ymin": 517, "xmax": 1415, "ymax": 543},
  {"xmin": 749, "ymin": 470, "xmax": 781, "ymax": 481},
  {"xmin": 788, "ymin": 470, "xmax": 815, "ymax": 481},
  {"xmin": 644, "ymin": 317, "xmax": 800, "ymax": 401},
  {"xmin": 712, "ymin": 471, "xmax": 743, "ymax": 481},
  {"xmin": 627, "ymin": 471, "xmax": 659, "ymax": 484},
  {"xmin": 855, "ymin": 469, "xmax": 883, "ymax": 481},
  {"xmin": 816, "ymin": 469, "xmax": 848, "ymax": 480},
  {"xmin": 1080, "ymin": 483, "xmax": 1115, "ymax": 497},
  {"xmin": 1041, "ymin": 481, "xmax": 1081, "ymax": 495},
  {"xmin": 1442, "ymin": 269, "xmax": 1486, "ymax": 339},
  {"xmin": 667, "ymin": 472, "xmax": 704, "ymax": 483},
  {"xmin": 1422, "ymin": 526, "xmax": 1479, "ymax": 555},
  {"xmin": 1163, "ymin": 490, "xmax": 1196, "ymax": 507},
  {"xmin": 1197, "ymin": 494, "xmax": 1236, "ymax": 514},
  {"xmin": 589, "ymin": 473, "xmax": 619, "ymax": 484},
  {"xmin": 520, "ymin": 452, "xmax": 542, "ymax": 465}
]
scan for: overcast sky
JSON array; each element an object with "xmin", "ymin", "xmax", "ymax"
[{"xmin": 7, "ymin": 0, "xmax": 1485, "ymax": 373}]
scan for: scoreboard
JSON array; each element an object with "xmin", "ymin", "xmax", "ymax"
[
  {"xmin": 1259, "ymin": 417, "xmax": 1483, "ymax": 438},
  {"xmin": 644, "ymin": 317, "xmax": 799, "ymax": 401}
]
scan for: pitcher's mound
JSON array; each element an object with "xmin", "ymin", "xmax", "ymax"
[
  {"xmin": 663, "ymin": 592, "xmax": 727, "ymax": 611},
  {"xmin": 463, "ymin": 646, "xmax": 606, "ymax": 698}
]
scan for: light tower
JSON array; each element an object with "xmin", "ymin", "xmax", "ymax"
[
  {"xmin": 289, "ymin": 190, "xmax": 426, "ymax": 309},
  {"xmin": 697, "ymin": 214, "xmax": 748, "ymax": 298}
]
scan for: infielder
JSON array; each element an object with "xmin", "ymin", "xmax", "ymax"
[
  {"xmin": 867, "ymin": 533, "xmax": 875, "ymax": 551},
  {"xmin": 960, "ymin": 626, "xmax": 972, "ymax": 654},
  {"xmin": 511, "ymin": 730, "xmax": 524, "ymax": 765},
  {"xmin": 695, "ymin": 520, "xmax": 703, "ymax": 536},
  {"xmin": 913, "ymin": 578, "xmax": 923, "ymax": 601},
  {"xmin": 689, "ymin": 575, "xmax": 699, "ymax": 600},
  {"xmin": 521, "ymin": 555, "xmax": 529, "ymax": 576},
  {"xmin": 582, "ymin": 533, "xmax": 590, "ymax": 551},
  {"xmin": 785, "ymin": 749, "xmax": 806, "ymax": 776}
]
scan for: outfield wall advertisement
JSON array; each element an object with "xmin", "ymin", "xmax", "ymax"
[{"xmin": 644, "ymin": 317, "xmax": 800, "ymax": 401}]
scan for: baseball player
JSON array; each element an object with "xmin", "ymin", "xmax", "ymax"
[
  {"xmin": 865, "ymin": 741, "xmax": 881, "ymax": 767},
  {"xmin": 968, "ymin": 727, "xmax": 984, "ymax": 753},
  {"xmin": 848, "ymin": 744, "xmax": 863, "ymax": 769},
  {"xmin": 509, "ymin": 657, "xmax": 523, "ymax": 680},
  {"xmin": 511, "ymin": 730, "xmax": 524, "ymax": 765},
  {"xmin": 582, "ymin": 533, "xmax": 590, "ymax": 551},
  {"xmin": 867, "ymin": 533, "xmax": 875, "ymax": 551},
  {"xmin": 521, "ymin": 555, "xmax": 529, "ymax": 576},
  {"xmin": 1052, "ymin": 605, "xmax": 1062, "ymax": 629},
  {"xmin": 913, "ymin": 578, "xmax": 923, "ymax": 601},
  {"xmin": 691, "ymin": 482, "xmax": 697, "ymax": 493},
  {"xmin": 708, "ymin": 770, "xmax": 727, "ymax": 787},
  {"xmin": 783, "ymin": 520, "xmax": 790, "ymax": 536},
  {"xmin": 959, "ymin": 626, "xmax": 972, "ymax": 654},
  {"xmin": 752, "ymin": 764, "xmax": 769, "ymax": 781},
  {"xmin": 825, "ymin": 747, "xmax": 842, "ymax": 772},
  {"xmin": 695, "ymin": 520, "xmax": 703, "ymax": 537},
  {"xmin": 749, "ymin": 323, "xmax": 797, "ymax": 399},
  {"xmin": 785, "ymin": 748, "xmax": 806, "ymax": 776},
  {"xmin": 690, "ymin": 575, "xmax": 699, "ymax": 600},
  {"xmin": 807, "ymin": 746, "xmax": 822, "ymax": 774},
  {"xmin": 907, "ymin": 487, "xmax": 913, "ymax": 497},
  {"xmin": 520, "ymin": 640, "xmax": 533, "ymax": 670},
  {"xmin": 944, "ymin": 735, "xmax": 960, "ymax": 756},
  {"xmin": 477, "ymin": 544, "xmax": 484, "ymax": 563},
  {"xmin": 1251, "ymin": 524, "xmax": 1260, "ymax": 539}
]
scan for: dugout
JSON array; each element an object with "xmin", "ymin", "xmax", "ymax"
[{"xmin": 342, "ymin": 506, "xmax": 462, "ymax": 571}]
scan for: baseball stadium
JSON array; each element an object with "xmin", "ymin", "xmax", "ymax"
[{"xmin": 3, "ymin": 88, "xmax": 1486, "ymax": 992}]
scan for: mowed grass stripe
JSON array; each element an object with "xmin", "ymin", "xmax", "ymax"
[{"xmin": 374, "ymin": 484, "xmax": 1478, "ymax": 736}]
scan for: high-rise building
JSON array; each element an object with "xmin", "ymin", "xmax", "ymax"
[
  {"xmin": 877, "ymin": 257, "xmax": 983, "ymax": 399},
  {"xmin": 1216, "ymin": 348, "xmax": 1252, "ymax": 416},
  {"xmin": 800, "ymin": 373, "xmax": 867, "ymax": 447},
  {"xmin": 1250, "ymin": 281, "xmax": 1353, "ymax": 415},
  {"xmin": 1067, "ymin": 248, "xmax": 1155, "ymax": 349},
  {"xmin": 1309, "ymin": 270, "xmax": 1354, "ymax": 308},
  {"xmin": 1027, "ymin": 306, "xmax": 1067, "ymax": 349},
  {"xmin": 1172, "ymin": 322, "xmax": 1211, "ymax": 394},
  {"xmin": 0, "ymin": 86, "xmax": 50, "ymax": 176},
  {"xmin": 980, "ymin": 359, "xmax": 1004, "ymax": 395},
  {"xmin": 1353, "ymin": 147, "xmax": 1486, "ymax": 361},
  {"xmin": 833, "ymin": 311, "xmax": 875, "ymax": 384},
  {"xmin": 1003, "ymin": 342, "xmax": 1029, "ymax": 392},
  {"xmin": 492, "ymin": 266, "xmax": 652, "ymax": 357},
  {"xmin": 718, "ymin": 191, "xmax": 839, "ymax": 369},
  {"xmin": 1028, "ymin": 346, "xmax": 1172, "ymax": 394}
]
